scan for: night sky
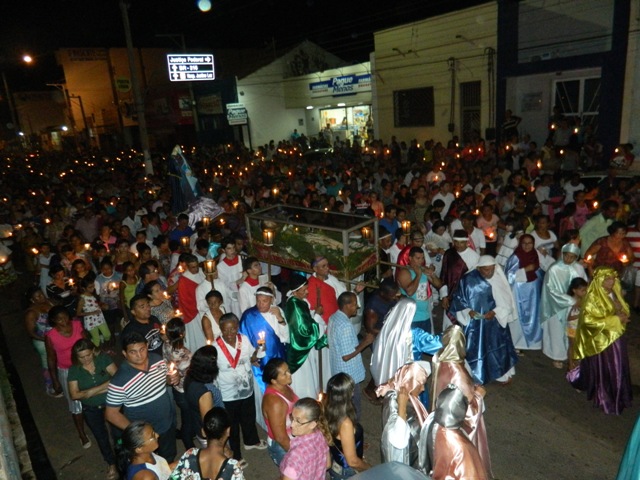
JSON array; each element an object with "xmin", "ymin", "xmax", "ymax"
[{"xmin": 2, "ymin": 0, "xmax": 486, "ymax": 90}]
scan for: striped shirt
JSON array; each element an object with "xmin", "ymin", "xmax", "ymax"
[
  {"xmin": 106, "ymin": 353, "xmax": 175, "ymax": 433},
  {"xmin": 627, "ymin": 227, "xmax": 640, "ymax": 268}
]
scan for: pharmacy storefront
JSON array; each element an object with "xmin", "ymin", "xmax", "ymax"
[{"xmin": 284, "ymin": 64, "xmax": 373, "ymax": 143}]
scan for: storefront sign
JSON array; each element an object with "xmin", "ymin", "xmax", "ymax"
[
  {"xmin": 115, "ymin": 76, "xmax": 131, "ymax": 93},
  {"xmin": 309, "ymin": 74, "xmax": 371, "ymax": 98},
  {"xmin": 226, "ymin": 103, "xmax": 248, "ymax": 125}
]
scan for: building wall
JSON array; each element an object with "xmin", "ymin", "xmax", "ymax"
[
  {"xmin": 237, "ymin": 59, "xmax": 305, "ymax": 148},
  {"xmin": 505, "ymin": 67, "xmax": 601, "ymax": 146},
  {"xmin": 236, "ymin": 42, "xmax": 348, "ymax": 148},
  {"xmin": 620, "ymin": 0, "xmax": 640, "ymax": 146},
  {"xmin": 373, "ymin": 2, "xmax": 498, "ymax": 145}
]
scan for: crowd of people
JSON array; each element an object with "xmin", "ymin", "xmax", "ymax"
[{"xmin": 2, "ymin": 119, "xmax": 639, "ymax": 479}]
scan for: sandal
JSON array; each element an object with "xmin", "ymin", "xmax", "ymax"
[{"xmin": 245, "ymin": 439, "xmax": 268, "ymax": 450}]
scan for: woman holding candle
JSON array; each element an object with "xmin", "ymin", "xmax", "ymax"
[
  {"xmin": 584, "ymin": 221, "xmax": 633, "ymax": 277},
  {"xmin": 119, "ymin": 261, "xmax": 139, "ymax": 321},
  {"xmin": 213, "ymin": 313, "xmax": 266, "ymax": 464},
  {"xmin": 146, "ymin": 280, "xmax": 175, "ymax": 326},
  {"xmin": 46, "ymin": 264, "xmax": 77, "ymax": 316},
  {"xmin": 162, "ymin": 318, "xmax": 192, "ymax": 448},
  {"xmin": 568, "ymin": 267, "xmax": 632, "ymax": 414}
]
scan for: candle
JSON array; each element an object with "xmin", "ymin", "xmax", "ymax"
[
  {"xmin": 31, "ymin": 247, "xmax": 39, "ymax": 255},
  {"xmin": 361, "ymin": 227, "xmax": 371, "ymax": 240},
  {"xmin": 219, "ymin": 218, "xmax": 226, "ymax": 226},
  {"xmin": 161, "ymin": 324, "xmax": 166, "ymax": 335},
  {"xmin": 559, "ymin": 149, "xmax": 564, "ymax": 155},
  {"xmin": 474, "ymin": 209, "xmax": 480, "ymax": 216},
  {"xmin": 206, "ymin": 339, "xmax": 212, "ymax": 345},
  {"xmin": 621, "ymin": 254, "xmax": 629, "ymax": 263},
  {"xmin": 455, "ymin": 191, "xmax": 460, "ymax": 198},
  {"xmin": 175, "ymin": 309, "xmax": 182, "ymax": 317},
  {"xmin": 551, "ymin": 123, "xmax": 556, "ymax": 130},
  {"xmin": 434, "ymin": 175, "xmax": 439, "ymax": 182},
  {"xmin": 111, "ymin": 282, "xmax": 118, "ymax": 289},
  {"xmin": 68, "ymin": 278, "xmax": 74, "ymax": 286},
  {"xmin": 178, "ymin": 265, "xmax": 184, "ymax": 273},
  {"xmin": 263, "ymin": 229, "xmax": 274, "ymax": 246},
  {"xmin": 168, "ymin": 362, "xmax": 176, "ymax": 375},
  {"xmin": 489, "ymin": 232, "xmax": 495, "ymax": 239},
  {"xmin": 586, "ymin": 255, "xmax": 593, "ymax": 262},
  {"xmin": 202, "ymin": 217, "xmax": 211, "ymax": 228},
  {"xmin": 401, "ymin": 220, "xmax": 411, "ymax": 235},
  {"xmin": 163, "ymin": 291, "xmax": 169, "ymax": 299},
  {"xmin": 317, "ymin": 392, "xmax": 324, "ymax": 403},
  {"xmin": 45, "ymin": 218, "xmax": 51, "ymax": 224},
  {"xmin": 593, "ymin": 201, "xmax": 599, "ymax": 209},
  {"xmin": 205, "ymin": 259, "xmax": 216, "ymax": 274},
  {"xmin": 180, "ymin": 236, "xmax": 190, "ymax": 248},
  {"xmin": 536, "ymin": 161, "xmax": 542, "ymax": 169},
  {"xmin": 272, "ymin": 187, "xmax": 279, "ymax": 197},
  {"xmin": 232, "ymin": 201, "xmax": 239, "ymax": 209},
  {"xmin": 0, "ymin": 255, "xmax": 6, "ymax": 264},
  {"xmin": 257, "ymin": 331, "xmax": 266, "ymax": 358}
]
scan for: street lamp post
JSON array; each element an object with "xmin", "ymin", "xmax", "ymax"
[
  {"xmin": 120, "ymin": 0, "xmax": 153, "ymax": 174},
  {"xmin": 1, "ymin": 71, "xmax": 19, "ymax": 136}
]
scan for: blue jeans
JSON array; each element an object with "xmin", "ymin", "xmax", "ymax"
[
  {"xmin": 82, "ymin": 405, "xmax": 115, "ymax": 465},
  {"xmin": 268, "ymin": 438, "xmax": 287, "ymax": 466},
  {"xmin": 329, "ymin": 464, "xmax": 357, "ymax": 479}
]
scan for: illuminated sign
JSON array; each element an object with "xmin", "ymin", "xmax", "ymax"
[
  {"xmin": 167, "ymin": 54, "xmax": 215, "ymax": 82},
  {"xmin": 309, "ymin": 74, "xmax": 371, "ymax": 98}
]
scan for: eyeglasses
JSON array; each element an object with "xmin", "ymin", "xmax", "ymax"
[{"xmin": 289, "ymin": 414, "xmax": 313, "ymax": 426}]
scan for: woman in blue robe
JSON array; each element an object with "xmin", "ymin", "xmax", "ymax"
[{"xmin": 504, "ymin": 234, "xmax": 544, "ymax": 351}]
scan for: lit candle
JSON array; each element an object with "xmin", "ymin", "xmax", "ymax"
[
  {"xmin": 536, "ymin": 161, "xmax": 542, "ymax": 169},
  {"xmin": 317, "ymin": 392, "xmax": 325, "ymax": 403},
  {"xmin": 257, "ymin": 331, "xmax": 266, "ymax": 358},
  {"xmin": 168, "ymin": 362, "xmax": 176, "ymax": 375},
  {"xmin": 175, "ymin": 309, "xmax": 182, "ymax": 317},
  {"xmin": 219, "ymin": 218, "xmax": 226, "ymax": 226},
  {"xmin": 551, "ymin": 123, "xmax": 556, "ymax": 130},
  {"xmin": 621, "ymin": 254, "xmax": 629, "ymax": 263},
  {"xmin": 474, "ymin": 209, "xmax": 480, "ymax": 216},
  {"xmin": 586, "ymin": 254, "xmax": 593, "ymax": 262},
  {"xmin": 31, "ymin": 247, "xmax": 39, "ymax": 255},
  {"xmin": 593, "ymin": 201, "xmax": 599, "ymax": 209},
  {"xmin": 232, "ymin": 201, "xmax": 239, "ymax": 209},
  {"xmin": 206, "ymin": 339, "xmax": 212, "ymax": 345},
  {"xmin": 574, "ymin": 127, "xmax": 579, "ymax": 134},
  {"xmin": 361, "ymin": 227, "xmax": 371, "ymax": 240},
  {"xmin": 161, "ymin": 324, "xmax": 166, "ymax": 335},
  {"xmin": 111, "ymin": 282, "xmax": 118, "ymax": 290},
  {"xmin": 272, "ymin": 187, "xmax": 279, "ymax": 197},
  {"xmin": 559, "ymin": 149, "xmax": 564, "ymax": 155},
  {"xmin": 401, "ymin": 220, "xmax": 411, "ymax": 235},
  {"xmin": 45, "ymin": 218, "xmax": 51, "ymax": 224},
  {"xmin": 163, "ymin": 291, "xmax": 169, "ymax": 299},
  {"xmin": 489, "ymin": 232, "xmax": 495, "ymax": 239},
  {"xmin": 0, "ymin": 255, "xmax": 6, "ymax": 264},
  {"xmin": 263, "ymin": 229, "xmax": 274, "ymax": 246},
  {"xmin": 204, "ymin": 260, "xmax": 215, "ymax": 274},
  {"xmin": 455, "ymin": 191, "xmax": 460, "ymax": 198},
  {"xmin": 180, "ymin": 237, "xmax": 190, "ymax": 248},
  {"xmin": 68, "ymin": 278, "xmax": 74, "ymax": 286},
  {"xmin": 178, "ymin": 265, "xmax": 184, "ymax": 273},
  {"xmin": 202, "ymin": 217, "xmax": 211, "ymax": 228}
]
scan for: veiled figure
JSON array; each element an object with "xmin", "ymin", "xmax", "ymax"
[
  {"xmin": 569, "ymin": 266, "xmax": 632, "ymax": 415},
  {"xmin": 370, "ymin": 298, "xmax": 441, "ymax": 388},
  {"xmin": 540, "ymin": 243, "xmax": 588, "ymax": 365},
  {"xmin": 504, "ymin": 234, "xmax": 544, "ymax": 350},
  {"xmin": 377, "ymin": 362, "xmax": 432, "ymax": 475},
  {"xmin": 426, "ymin": 385, "xmax": 488, "ymax": 480},
  {"xmin": 430, "ymin": 326, "xmax": 492, "ymax": 477}
]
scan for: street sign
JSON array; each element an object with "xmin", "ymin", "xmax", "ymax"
[
  {"xmin": 167, "ymin": 54, "xmax": 215, "ymax": 82},
  {"xmin": 226, "ymin": 103, "xmax": 248, "ymax": 125}
]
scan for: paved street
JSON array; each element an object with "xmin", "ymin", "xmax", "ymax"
[{"xmin": 2, "ymin": 272, "xmax": 639, "ymax": 479}]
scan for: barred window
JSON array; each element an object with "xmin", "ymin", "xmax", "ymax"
[{"xmin": 393, "ymin": 87, "xmax": 434, "ymax": 127}]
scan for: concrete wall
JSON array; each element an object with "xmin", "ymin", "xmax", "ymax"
[
  {"xmin": 505, "ymin": 67, "xmax": 601, "ymax": 146},
  {"xmin": 620, "ymin": 0, "xmax": 640, "ymax": 146},
  {"xmin": 373, "ymin": 2, "xmax": 498, "ymax": 144}
]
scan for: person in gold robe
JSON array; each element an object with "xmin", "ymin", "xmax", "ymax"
[{"xmin": 568, "ymin": 266, "xmax": 632, "ymax": 414}]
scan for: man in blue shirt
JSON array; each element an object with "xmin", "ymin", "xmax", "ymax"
[{"xmin": 328, "ymin": 292, "xmax": 374, "ymax": 420}]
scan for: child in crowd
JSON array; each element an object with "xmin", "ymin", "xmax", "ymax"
[
  {"xmin": 566, "ymin": 277, "xmax": 588, "ymax": 371},
  {"xmin": 76, "ymin": 277, "xmax": 112, "ymax": 350}
]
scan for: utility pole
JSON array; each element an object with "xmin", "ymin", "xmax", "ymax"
[{"xmin": 120, "ymin": 0, "xmax": 153, "ymax": 174}]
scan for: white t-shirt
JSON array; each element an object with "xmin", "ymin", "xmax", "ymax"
[{"xmin": 213, "ymin": 334, "xmax": 255, "ymax": 401}]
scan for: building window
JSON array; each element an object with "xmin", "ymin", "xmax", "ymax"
[
  {"xmin": 393, "ymin": 87, "xmax": 434, "ymax": 127},
  {"xmin": 460, "ymin": 81, "xmax": 481, "ymax": 143},
  {"xmin": 553, "ymin": 77, "xmax": 600, "ymax": 135}
]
